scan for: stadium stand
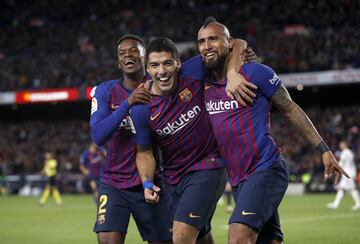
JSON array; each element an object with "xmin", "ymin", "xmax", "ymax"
[
  {"xmin": 0, "ymin": 0, "xmax": 359, "ymax": 193},
  {"xmin": 1, "ymin": 0, "xmax": 359, "ymax": 91}
]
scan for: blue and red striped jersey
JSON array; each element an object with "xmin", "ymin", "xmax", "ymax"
[
  {"xmin": 130, "ymin": 56, "xmax": 224, "ymax": 185},
  {"xmin": 204, "ymin": 63, "xmax": 281, "ymax": 186},
  {"xmin": 90, "ymin": 79, "xmax": 142, "ymax": 189},
  {"xmin": 79, "ymin": 150, "xmax": 104, "ymax": 178}
]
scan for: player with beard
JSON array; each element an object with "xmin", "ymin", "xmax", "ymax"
[
  {"xmin": 90, "ymin": 35, "xmax": 172, "ymax": 244},
  {"xmin": 198, "ymin": 17, "xmax": 349, "ymax": 244}
]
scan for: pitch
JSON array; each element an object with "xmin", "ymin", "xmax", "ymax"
[{"xmin": 0, "ymin": 194, "xmax": 359, "ymax": 243}]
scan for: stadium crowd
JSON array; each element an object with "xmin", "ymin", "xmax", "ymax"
[
  {"xmin": 0, "ymin": 120, "xmax": 90, "ymax": 176},
  {"xmin": 0, "ymin": 106, "xmax": 359, "ymax": 186},
  {"xmin": 1, "ymin": 0, "xmax": 359, "ymax": 91}
]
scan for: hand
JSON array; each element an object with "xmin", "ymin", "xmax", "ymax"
[
  {"xmin": 144, "ymin": 184, "xmax": 161, "ymax": 204},
  {"xmin": 127, "ymin": 83, "xmax": 151, "ymax": 106},
  {"xmin": 226, "ymin": 70, "xmax": 257, "ymax": 106},
  {"xmin": 322, "ymin": 151, "xmax": 350, "ymax": 185},
  {"xmin": 242, "ymin": 47, "xmax": 257, "ymax": 63}
]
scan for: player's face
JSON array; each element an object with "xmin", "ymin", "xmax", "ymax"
[
  {"xmin": 339, "ymin": 142, "xmax": 346, "ymax": 150},
  {"xmin": 146, "ymin": 51, "xmax": 181, "ymax": 95},
  {"xmin": 89, "ymin": 144, "xmax": 97, "ymax": 153},
  {"xmin": 197, "ymin": 24, "xmax": 233, "ymax": 70},
  {"xmin": 45, "ymin": 153, "xmax": 52, "ymax": 160},
  {"xmin": 117, "ymin": 39, "xmax": 145, "ymax": 75}
]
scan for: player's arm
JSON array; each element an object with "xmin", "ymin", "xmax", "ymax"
[
  {"xmin": 79, "ymin": 162, "xmax": 89, "ymax": 176},
  {"xmin": 90, "ymin": 83, "xmax": 151, "ymax": 146},
  {"xmin": 136, "ymin": 147, "xmax": 160, "ymax": 203},
  {"xmin": 79, "ymin": 153, "xmax": 90, "ymax": 175},
  {"xmin": 226, "ymin": 38, "xmax": 258, "ymax": 106},
  {"xmin": 129, "ymin": 105, "xmax": 160, "ymax": 203},
  {"xmin": 271, "ymin": 84, "xmax": 350, "ymax": 183}
]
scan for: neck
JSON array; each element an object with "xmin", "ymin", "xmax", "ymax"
[
  {"xmin": 212, "ymin": 58, "xmax": 228, "ymax": 81},
  {"xmin": 122, "ymin": 70, "xmax": 145, "ymax": 90}
]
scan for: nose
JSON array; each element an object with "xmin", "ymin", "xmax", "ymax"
[
  {"xmin": 158, "ymin": 64, "xmax": 166, "ymax": 75},
  {"xmin": 124, "ymin": 49, "xmax": 132, "ymax": 58},
  {"xmin": 204, "ymin": 40, "xmax": 212, "ymax": 51}
]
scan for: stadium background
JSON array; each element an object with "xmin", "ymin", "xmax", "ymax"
[{"xmin": 0, "ymin": 0, "xmax": 360, "ymax": 243}]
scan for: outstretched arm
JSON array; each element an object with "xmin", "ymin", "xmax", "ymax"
[
  {"xmin": 271, "ymin": 84, "xmax": 349, "ymax": 183},
  {"xmin": 226, "ymin": 39, "xmax": 257, "ymax": 106}
]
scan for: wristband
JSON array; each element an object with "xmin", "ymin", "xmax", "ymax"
[
  {"xmin": 316, "ymin": 141, "xmax": 330, "ymax": 154},
  {"xmin": 142, "ymin": 180, "xmax": 154, "ymax": 190}
]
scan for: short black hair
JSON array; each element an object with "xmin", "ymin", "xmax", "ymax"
[
  {"xmin": 145, "ymin": 37, "xmax": 179, "ymax": 63},
  {"xmin": 116, "ymin": 34, "xmax": 145, "ymax": 48},
  {"xmin": 203, "ymin": 16, "xmax": 217, "ymax": 27}
]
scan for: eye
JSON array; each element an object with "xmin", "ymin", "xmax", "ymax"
[
  {"xmin": 149, "ymin": 63, "xmax": 158, "ymax": 68},
  {"xmin": 164, "ymin": 61, "xmax": 174, "ymax": 66}
]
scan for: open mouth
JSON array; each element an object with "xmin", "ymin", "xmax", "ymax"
[
  {"xmin": 158, "ymin": 76, "xmax": 171, "ymax": 86},
  {"xmin": 204, "ymin": 51, "xmax": 217, "ymax": 61},
  {"xmin": 124, "ymin": 59, "xmax": 136, "ymax": 68}
]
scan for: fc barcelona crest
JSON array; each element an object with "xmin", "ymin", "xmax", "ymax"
[
  {"xmin": 98, "ymin": 214, "xmax": 105, "ymax": 224},
  {"xmin": 179, "ymin": 88, "xmax": 192, "ymax": 102}
]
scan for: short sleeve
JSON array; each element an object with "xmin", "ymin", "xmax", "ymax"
[{"xmin": 242, "ymin": 63, "xmax": 282, "ymax": 98}]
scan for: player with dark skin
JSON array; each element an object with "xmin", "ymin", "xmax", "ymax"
[{"xmin": 95, "ymin": 37, "xmax": 161, "ymax": 244}]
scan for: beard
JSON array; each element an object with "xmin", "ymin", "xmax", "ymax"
[{"xmin": 204, "ymin": 53, "xmax": 227, "ymax": 71}]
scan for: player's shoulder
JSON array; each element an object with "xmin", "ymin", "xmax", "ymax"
[
  {"xmin": 242, "ymin": 62, "xmax": 280, "ymax": 86},
  {"xmin": 180, "ymin": 55, "xmax": 204, "ymax": 80},
  {"xmin": 130, "ymin": 103, "xmax": 150, "ymax": 117},
  {"xmin": 344, "ymin": 148, "xmax": 354, "ymax": 156},
  {"xmin": 242, "ymin": 62, "xmax": 275, "ymax": 76},
  {"xmin": 96, "ymin": 79, "xmax": 120, "ymax": 93}
]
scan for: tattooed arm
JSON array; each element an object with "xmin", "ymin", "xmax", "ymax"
[
  {"xmin": 271, "ymin": 84, "xmax": 349, "ymax": 183},
  {"xmin": 271, "ymin": 85, "xmax": 323, "ymax": 147}
]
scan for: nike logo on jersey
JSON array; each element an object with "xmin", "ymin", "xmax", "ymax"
[
  {"xmin": 241, "ymin": 210, "xmax": 256, "ymax": 216},
  {"xmin": 205, "ymin": 85, "xmax": 213, "ymax": 90},
  {"xmin": 189, "ymin": 212, "xmax": 201, "ymax": 218},
  {"xmin": 150, "ymin": 112, "xmax": 161, "ymax": 121},
  {"xmin": 111, "ymin": 104, "xmax": 119, "ymax": 110}
]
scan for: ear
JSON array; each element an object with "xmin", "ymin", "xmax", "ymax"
[
  {"xmin": 228, "ymin": 37, "xmax": 234, "ymax": 50},
  {"xmin": 117, "ymin": 59, "xmax": 121, "ymax": 69},
  {"xmin": 146, "ymin": 64, "xmax": 150, "ymax": 74},
  {"xmin": 176, "ymin": 60, "xmax": 182, "ymax": 71}
]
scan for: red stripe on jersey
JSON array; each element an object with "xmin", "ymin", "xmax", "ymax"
[
  {"xmin": 245, "ymin": 102, "xmax": 261, "ymax": 173},
  {"xmin": 225, "ymin": 112, "xmax": 243, "ymax": 179}
]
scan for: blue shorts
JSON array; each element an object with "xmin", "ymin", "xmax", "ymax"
[
  {"xmin": 229, "ymin": 155, "xmax": 289, "ymax": 242},
  {"xmin": 166, "ymin": 167, "xmax": 227, "ymax": 238},
  {"xmin": 93, "ymin": 182, "xmax": 172, "ymax": 242}
]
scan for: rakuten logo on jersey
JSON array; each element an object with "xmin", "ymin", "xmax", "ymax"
[
  {"xmin": 156, "ymin": 106, "xmax": 201, "ymax": 136},
  {"xmin": 206, "ymin": 100, "xmax": 239, "ymax": 115}
]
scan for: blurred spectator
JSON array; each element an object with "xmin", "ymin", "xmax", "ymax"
[
  {"xmin": 0, "ymin": 0, "xmax": 359, "ymax": 91},
  {"xmin": 0, "ymin": 120, "xmax": 90, "ymax": 174}
]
